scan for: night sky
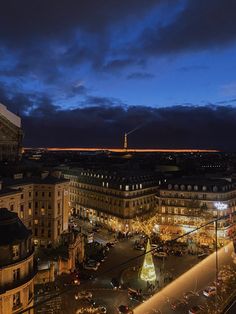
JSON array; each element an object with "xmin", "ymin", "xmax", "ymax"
[{"xmin": 1, "ymin": 0, "xmax": 236, "ymax": 150}]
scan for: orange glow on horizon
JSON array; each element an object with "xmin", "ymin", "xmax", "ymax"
[{"xmin": 24, "ymin": 147, "xmax": 219, "ymax": 153}]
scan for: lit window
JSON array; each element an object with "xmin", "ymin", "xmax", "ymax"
[
  {"xmin": 125, "ymin": 185, "xmax": 129, "ymax": 191},
  {"xmin": 34, "ymin": 219, "xmax": 38, "ymax": 225}
]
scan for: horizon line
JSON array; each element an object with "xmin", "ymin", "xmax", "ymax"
[{"xmin": 23, "ymin": 147, "xmax": 220, "ymax": 153}]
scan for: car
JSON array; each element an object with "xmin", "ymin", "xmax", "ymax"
[
  {"xmin": 174, "ymin": 250, "xmax": 183, "ymax": 256},
  {"xmin": 106, "ymin": 242, "xmax": 115, "ymax": 248},
  {"xmin": 86, "ymin": 259, "xmax": 100, "ymax": 266},
  {"xmin": 128, "ymin": 290, "xmax": 144, "ymax": 303},
  {"xmin": 188, "ymin": 305, "xmax": 205, "ymax": 314},
  {"xmin": 197, "ymin": 253, "xmax": 208, "ymax": 259},
  {"xmin": 153, "ymin": 251, "xmax": 167, "ymax": 258},
  {"xmin": 74, "ymin": 291, "xmax": 92, "ymax": 300},
  {"xmin": 83, "ymin": 262, "xmax": 99, "ymax": 271},
  {"xmin": 170, "ymin": 300, "xmax": 187, "ymax": 311},
  {"xmin": 203, "ymin": 286, "xmax": 216, "ymax": 297},
  {"xmin": 134, "ymin": 244, "xmax": 145, "ymax": 251},
  {"xmin": 95, "ymin": 306, "xmax": 107, "ymax": 314},
  {"xmin": 118, "ymin": 305, "xmax": 134, "ymax": 314},
  {"xmin": 111, "ymin": 278, "xmax": 121, "ymax": 289},
  {"xmin": 78, "ymin": 272, "xmax": 94, "ymax": 281},
  {"xmin": 183, "ymin": 291, "xmax": 199, "ymax": 300}
]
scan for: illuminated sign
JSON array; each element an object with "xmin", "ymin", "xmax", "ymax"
[{"xmin": 214, "ymin": 202, "xmax": 228, "ymax": 210}]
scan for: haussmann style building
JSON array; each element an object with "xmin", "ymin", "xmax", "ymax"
[
  {"xmin": 0, "ymin": 104, "xmax": 23, "ymax": 162},
  {"xmin": 0, "ymin": 208, "xmax": 37, "ymax": 314},
  {"xmin": 63, "ymin": 168, "xmax": 161, "ymax": 231},
  {"xmin": 156, "ymin": 177, "xmax": 236, "ymax": 245},
  {"xmin": 0, "ymin": 173, "xmax": 70, "ymax": 248}
]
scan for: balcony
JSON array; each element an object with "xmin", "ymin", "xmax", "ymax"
[{"xmin": 0, "ymin": 261, "xmax": 37, "ymax": 294}]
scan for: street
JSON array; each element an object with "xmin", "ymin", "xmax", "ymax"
[{"xmin": 35, "ymin": 219, "xmax": 236, "ymax": 314}]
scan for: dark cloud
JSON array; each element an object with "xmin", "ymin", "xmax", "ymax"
[
  {"xmin": 0, "ymin": 0, "xmax": 159, "ymax": 45},
  {"xmin": 13, "ymin": 94, "xmax": 236, "ymax": 151},
  {"xmin": 139, "ymin": 0, "xmax": 236, "ymax": 56},
  {"xmin": 127, "ymin": 72, "xmax": 155, "ymax": 80}
]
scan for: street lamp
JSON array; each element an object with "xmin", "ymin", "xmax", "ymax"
[{"xmin": 214, "ymin": 202, "xmax": 228, "ymax": 312}]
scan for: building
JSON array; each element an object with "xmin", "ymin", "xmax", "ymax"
[
  {"xmin": 63, "ymin": 168, "xmax": 161, "ymax": 231},
  {"xmin": 0, "ymin": 104, "xmax": 23, "ymax": 161},
  {"xmin": 1, "ymin": 174, "xmax": 70, "ymax": 247},
  {"xmin": 0, "ymin": 208, "xmax": 37, "ymax": 314},
  {"xmin": 156, "ymin": 177, "xmax": 236, "ymax": 245}
]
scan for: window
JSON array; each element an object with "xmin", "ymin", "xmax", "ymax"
[
  {"xmin": 10, "ymin": 204, "xmax": 14, "ymax": 211},
  {"xmin": 35, "ymin": 201, "xmax": 38, "ymax": 208},
  {"xmin": 28, "ymin": 202, "xmax": 32, "ymax": 209},
  {"xmin": 48, "ymin": 230, "xmax": 51, "ymax": 238},
  {"xmin": 29, "ymin": 191, "xmax": 32, "ymax": 197},
  {"xmin": 20, "ymin": 204, "xmax": 24, "ymax": 211},
  {"xmin": 48, "ymin": 203, "xmax": 52, "ymax": 210},
  {"xmin": 35, "ymin": 191, "xmax": 38, "ymax": 196},
  {"xmin": 35, "ymin": 228, "xmax": 38, "ymax": 236},
  {"xmin": 125, "ymin": 185, "xmax": 129, "ymax": 191},
  {"xmin": 12, "ymin": 245, "xmax": 20, "ymax": 260},
  {"xmin": 42, "ymin": 191, "xmax": 45, "ymax": 197},
  {"xmin": 21, "ymin": 194, "xmax": 24, "ymax": 199},
  {"xmin": 13, "ymin": 268, "xmax": 20, "ymax": 281},
  {"xmin": 13, "ymin": 292, "xmax": 20, "ymax": 309},
  {"xmin": 49, "ymin": 192, "xmax": 51, "ymax": 197}
]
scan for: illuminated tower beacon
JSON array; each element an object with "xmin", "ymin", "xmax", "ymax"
[
  {"xmin": 124, "ymin": 132, "xmax": 128, "ymax": 150},
  {"xmin": 0, "ymin": 208, "xmax": 37, "ymax": 314}
]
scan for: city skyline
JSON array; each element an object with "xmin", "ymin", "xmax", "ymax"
[{"xmin": 0, "ymin": 1, "xmax": 236, "ymax": 149}]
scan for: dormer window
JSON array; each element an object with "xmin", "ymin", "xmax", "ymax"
[{"xmin": 187, "ymin": 185, "xmax": 192, "ymax": 191}]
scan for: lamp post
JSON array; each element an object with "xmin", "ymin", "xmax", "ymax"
[{"xmin": 214, "ymin": 202, "xmax": 228, "ymax": 313}]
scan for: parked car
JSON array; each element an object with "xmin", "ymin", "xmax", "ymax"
[
  {"xmin": 197, "ymin": 253, "xmax": 208, "ymax": 259},
  {"xmin": 153, "ymin": 251, "xmax": 167, "ymax": 258},
  {"xmin": 128, "ymin": 290, "xmax": 144, "ymax": 303},
  {"xmin": 111, "ymin": 278, "xmax": 121, "ymax": 289},
  {"xmin": 134, "ymin": 244, "xmax": 145, "ymax": 251},
  {"xmin": 203, "ymin": 286, "xmax": 216, "ymax": 297},
  {"xmin": 118, "ymin": 305, "xmax": 134, "ymax": 313},
  {"xmin": 188, "ymin": 305, "xmax": 205, "ymax": 314},
  {"xmin": 75, "ymin": 291, "xmax": 92, "ymax": 300},
  {"xmin": 78, "ymin": 272, "xmax": 94, "ymax": 281},
  {"xmin": 83, "ymin": 261, "xmax": 99, "ymax": 271},
  {"xmin": 95, "ymin": 306, "xmax": 107, "ymax": 313},
  {"xmin": 183, "ymin": 291, "xmax": 199, "ymax": 300}
]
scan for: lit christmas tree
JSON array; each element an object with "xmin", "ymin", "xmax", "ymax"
[{"xmin": 140, "ymin": 238, "xmax": 157, "ymax": 282}]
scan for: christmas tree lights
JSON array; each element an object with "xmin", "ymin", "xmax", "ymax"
[{"xmin": 140, "ymin": 238, "xmax": 157, "ymax": 282}]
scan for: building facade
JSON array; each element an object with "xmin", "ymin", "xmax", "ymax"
[
  {"xmin": 1, "ymin": 175, "xmax": 70, "ymax": 247},
  {"xmin": 0, "ymin": 104, "xmax": 23, "ymax": 161},
  {"xmin": 156, "ymin": 178, "xmax": 236, "ymax": 245},
  {"xmin": 0, "ymin": 208, "xmax": 37, "ymax": 314},
  {"xmin": 63, "ymin": 168, "xmax": 161, "ymax": 231}
]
